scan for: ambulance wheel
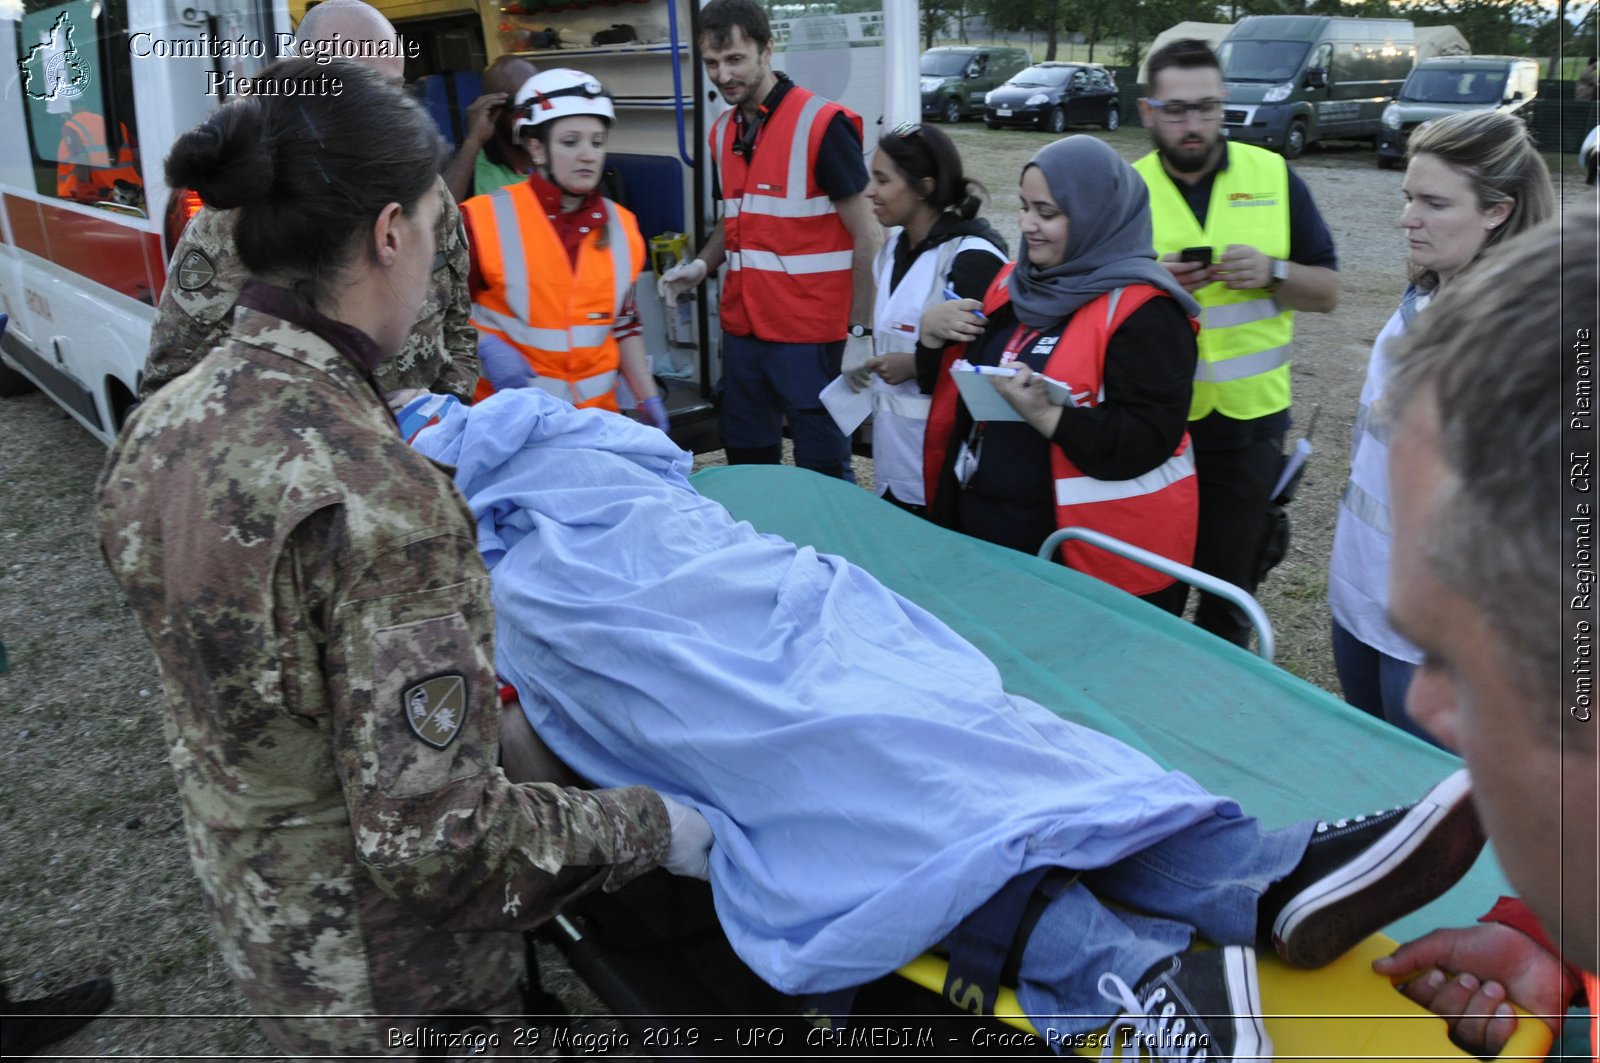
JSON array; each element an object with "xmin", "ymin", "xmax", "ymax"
[{"xmin": 0, "ymin": 360, "xmax": 36, "ymax": 397}]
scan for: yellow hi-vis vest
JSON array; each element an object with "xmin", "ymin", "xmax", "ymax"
[{"xmin": 1135, "ymin": 143, "xmax": 1292, "ymax": 421}]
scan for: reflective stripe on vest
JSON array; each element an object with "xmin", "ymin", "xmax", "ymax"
[
  {"xmin": 1200, "ymin": 297, "xmax": 1283, "ymax": 329},
  {"xmin": 528, "ymin": 370, "xmax": 620, "ymax": 405},
  {"xmin": 922, "ymin": 274, "xmax": 1200, "ymax": 596},
  {"xmin": 1134, "ymin": 144, "xmax": 1293, "ymax": 421},
  {"xmin": 1056, "ymin": 449, "xmax": 1196, "ymax": 507},
  {"xmin": 1040, "ymin": 284, "xmax": 1198, "ymax": 596},
  {"xmin": 1353, "ymin": 400, "xmax": 1392, "ymax": 447},
  {"xmin": 877, "ymin": 389, "xmax": 931, "ymax": 420},
  {"xmin": 462, "ymin": 181, "xmax": 644, "ymax": 411},
  {"xmin": 61, "ymin": 113, "xmax": 112, "ymax": 167},
  {"xmin": 726, "ymin": 249, "xmax": 855, "ymax": 274},
  {"xmin": 1193, "ymin": 343, "xmax": 1290, "ymax": 383},
  {"xmin": 712, "ymin": 86, "xmax": 860, "ymax": 342},
  {"xmin": 1339, "ymin": 479, "xmax": 1392, "ymax": 536}
]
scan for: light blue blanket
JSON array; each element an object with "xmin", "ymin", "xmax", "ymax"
[{"xmin": 413, "ymin": 390, "xmax": 1241, "ymax": 994}]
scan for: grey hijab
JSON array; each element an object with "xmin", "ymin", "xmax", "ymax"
[{"xmin": 1009, "ymin": 135, "xmax": 1199, "ymax": 329}]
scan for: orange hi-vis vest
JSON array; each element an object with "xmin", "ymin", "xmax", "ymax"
[
  {"xmin": 926, "ymin": 267, "xmax": 1200, "ymax": 596},
  {"xmin": 711, "ymin": 85, "xmax": 862, "ymax": 343},
  {"xmin": 462, "ymin": 182, "xmax": 644, "ymax": 411},
  {"xmin": 56, "ymin": 112, "xmax": 141, "ymax": 201}
]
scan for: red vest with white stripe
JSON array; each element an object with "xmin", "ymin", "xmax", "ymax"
[
  {"xmin": 926, "ymin": 268, "xmax": 1199, "ymax": 596},
  {"xmin": 711, "ymin": 86, "xmax": 862, "ymax": 343}
]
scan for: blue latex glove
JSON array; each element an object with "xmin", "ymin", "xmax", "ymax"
[
  {"xmin": 638, "ymin": 394, "xmax": 670, "ymax": 433},
  {"xmin": 478, "ymin": 333, "xmax": 539, "ymax": 391}
]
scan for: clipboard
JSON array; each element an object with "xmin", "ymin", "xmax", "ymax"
[{"xmin": 950, "ymin": 361, "xmax": 1075, "ymax": 422}]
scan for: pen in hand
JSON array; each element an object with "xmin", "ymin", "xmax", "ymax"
[{"xmin": 943, "ymin": 285, "xmax": 986, "ymax": 320}]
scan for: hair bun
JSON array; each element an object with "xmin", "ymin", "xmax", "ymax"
[{"xmin": 164, "ymin": 100, "xmax": 275, "ymax": 210}]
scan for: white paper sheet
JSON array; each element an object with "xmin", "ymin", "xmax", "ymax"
[{"xmin": 819, "ymin": 374, "xmax": 874, "ymax": 434}]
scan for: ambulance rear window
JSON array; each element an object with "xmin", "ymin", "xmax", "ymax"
[{"xmin": 16, "ymin": 0, "xmax": 144, "ymax": 209}]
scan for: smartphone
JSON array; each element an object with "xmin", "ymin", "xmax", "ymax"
[{"xmin": 1179, "ymin": 246, "xmax": 1213, "ymax": 268}]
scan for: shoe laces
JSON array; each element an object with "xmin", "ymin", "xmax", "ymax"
[
  {"xmin": 1315, "ymin": 804, "xmax": 1400, "ymax": 832},
  {"xmin": 1096, "ymin": 972, "xmax": 1206, "ymax": 1061}
]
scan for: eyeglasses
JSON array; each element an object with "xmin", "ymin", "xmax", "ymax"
[
  {"xmin": 1145, "ymin": 98, "xmax": 1225, "ymax": 123},
  {"xmin": 890, "ymin": 121, "xmax": 923, "ymax": 139}
]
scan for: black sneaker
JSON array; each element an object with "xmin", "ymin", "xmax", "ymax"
[
  {"xmin": 1097, "ymin": 945, "xmax": 1271, "ymax": 1061},
  {"xmin": 0, "ymin": 976, "xmax": 114, "ymax": 1057},
  {"xmin": 1264, "ymin": 769, "xmax": 1483, "ymax": 969}
]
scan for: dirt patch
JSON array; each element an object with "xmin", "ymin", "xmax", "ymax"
[{"xmin": 0, "ymin": 132, "xmax": 1590, "ymax": 1055}]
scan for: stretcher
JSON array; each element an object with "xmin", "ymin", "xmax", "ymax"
[{"xmin": 543, "ymin": 464, "xmax": 1552, "ymax": 1060}]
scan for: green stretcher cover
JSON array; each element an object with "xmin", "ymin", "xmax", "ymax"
[{"xmin": 690, "ymin": 463, "xmax": 1510, "ymax": 942}]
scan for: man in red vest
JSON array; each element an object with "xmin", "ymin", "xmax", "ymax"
[
  {"xmin": 658, "ymin": 0, "xmax": 879, "ymax": 480},
  {"xmin": 1373, "ymin": 209, "xmax": 1598, "ymax": 1058}
]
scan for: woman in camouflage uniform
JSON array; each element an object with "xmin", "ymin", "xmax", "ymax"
[{"xmin": 96, "ymin": 57, "xmax": 710, "ymax": 1057}]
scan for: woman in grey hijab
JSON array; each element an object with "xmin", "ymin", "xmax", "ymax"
[{"xmin": 918, "ymin": 135, "xmax": 1201, "ymax": 612}]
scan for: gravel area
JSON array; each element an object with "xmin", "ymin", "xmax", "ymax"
[{"xmin": 0, "ymin": 132, "xmax": 1591, "ymax": 1058}]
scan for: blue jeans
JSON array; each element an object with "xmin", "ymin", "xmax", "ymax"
[
  {"xmin": 1330, "ymin": 619, "xmax": 1442, "ymax": 748},
  {"xmin": 717, "ymin": 332, "xmax": 853, "ymax": 481},
  {"xmin": 1015, "ymin": 811, "xmax": 1313, "ymax": 1040}
]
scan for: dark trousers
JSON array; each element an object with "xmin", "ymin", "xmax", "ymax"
[
  {"xmin": 717, "ymin": 332, "xmax": 854, "ymax": 481},
  {"xmin": 1188, "ymin": 435, "xmax": 1283, "ymax": 647},
  {"xmin": 1139, "ymin": 580, "xmax": 1189, "ymax": 616}
]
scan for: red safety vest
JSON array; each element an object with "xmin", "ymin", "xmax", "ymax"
[
  {"xmin": 711, "ymin": 86, "xmax": 861, "ymax": 343},
  {"xmin": 925, "ymin": 267, "xmax": 1199, "ymax": 596},
  {"xmin": 462, "ymin": 182, "xmax": 644, "ymax": 411}
]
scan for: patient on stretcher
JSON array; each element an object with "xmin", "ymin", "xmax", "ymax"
[{"xmin": 404, "ymin": 390, "xmax": 1485, "ymax": 1060}]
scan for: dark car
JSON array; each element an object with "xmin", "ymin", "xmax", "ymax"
[
  {"xmin": 920, "ymin": 46, "xmax": 1030, "ymax": 124},
  {"xmin": 984, "ymin": 63, "xmax": 1119, "ymax": 133}
]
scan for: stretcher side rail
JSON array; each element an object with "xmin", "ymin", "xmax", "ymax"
[{"xmin": 1037, "ymin": 525, "xmax": 1276, "ymax": 662}]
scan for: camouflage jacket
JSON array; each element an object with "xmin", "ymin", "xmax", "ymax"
[
  {"xmin": 99, "ymin": 289, "xmax": 667, "ymax": 1054},
  {"xmin": 141, "ymin": 174, "xmax": 480, "ymax": 401}
]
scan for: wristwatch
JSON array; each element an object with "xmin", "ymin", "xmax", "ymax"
[
  {"xmin": 848, "ymin": 323, "xmax": 870, "ymax": 338},
  {"xmin": 1265, "ymin": 258, "xmax": 1290, "ymax": 292}
]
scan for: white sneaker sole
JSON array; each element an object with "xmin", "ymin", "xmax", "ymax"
[
  {"xmin": 1223, "ymin": 945, "xmax": 1273, "ymax": 1062},
  {"xmin": 1272, "ymin": 769, "xmax": 1482, "ymax": 968}
]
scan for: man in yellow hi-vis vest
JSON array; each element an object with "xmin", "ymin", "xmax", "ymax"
[{"xmin": 1134, "ymin": 39, "xmax": 1340, "ymax": 648}]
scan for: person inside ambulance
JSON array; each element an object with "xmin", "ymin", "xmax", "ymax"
[
  {"xmin": 918, "ymin": 135, "xmax": 1201, "ymax": 614},
  {"xmin": 54, "ymin": 104, "xmax": 142, "ymax": 207},
  {"xmin": 442, "ymin": 54, "xmax": 539, "ymax": 203},
  {"xmin": 461, "ymin": 68, "xmax": 667, "ymax": 431}
]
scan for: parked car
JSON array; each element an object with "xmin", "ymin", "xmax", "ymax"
[
  {"xmin": 920, "ymin": 46, "xmax": 1030, "ymax": 124},
  {"xmin": 984, "ymin": 63, "xmax": 1119, "ymax": 133},
  {"xmin": 1218, "ymin": 15, "xmax": 1415, "ymax": 158},
  {"xmin": 1377, "ymin": 56, "xmax": 1540, "ymax": 168}
]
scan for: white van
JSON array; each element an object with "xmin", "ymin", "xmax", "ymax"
[
  {"xmin": 2, "ymin": 0, "xmax": 917, "ymax": 448},
  {"xmin": 1, "ymin": 0, "xmax": 290, "ymax": 443}
]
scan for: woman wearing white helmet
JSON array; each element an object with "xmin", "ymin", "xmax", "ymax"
[{"xmin": 460, "ymin": 68, "xmax": 667, "ymax": 431}]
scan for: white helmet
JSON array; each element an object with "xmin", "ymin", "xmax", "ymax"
[{"xmin": 513, "ymin": 69, "xmax": 615, "ymax": 140}]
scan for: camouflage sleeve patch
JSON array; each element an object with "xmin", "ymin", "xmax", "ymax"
[
  {"xmin": 329, "ymin": 519, "xmax": 669, "ymax": 929},
  {"xmin": 142, "ymin": 206, "xmax": 249, "ymax": 397}
]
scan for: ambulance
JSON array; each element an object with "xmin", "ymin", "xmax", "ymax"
[
  {"xmin": 0, "ymin": 0, "xmax": 917, "ymax": 448},
  {"xmin": 0, "ymin": 0, "xmax": 290, "ymax": 443}
]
